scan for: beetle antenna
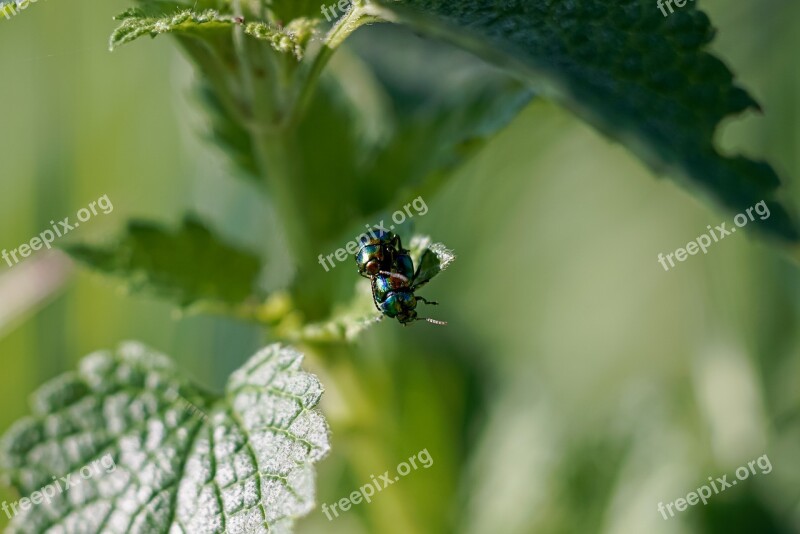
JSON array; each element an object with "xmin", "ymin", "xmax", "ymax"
[{"xmin": 420, "ymin": 317, "xmax": 447, "ymax": 326}]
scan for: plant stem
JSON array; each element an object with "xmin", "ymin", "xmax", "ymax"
[
  {"xmin": 226, "ymin": 4, "xmax": 384, "ymax": 319},
  {"xmin": 284, "ymin": 3, "xmax": 383, "ymax": 129}
]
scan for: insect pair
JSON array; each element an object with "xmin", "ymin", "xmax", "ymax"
[{"xmin": 355, "ymin": 228, "xmax": 447, "ymax": 326}]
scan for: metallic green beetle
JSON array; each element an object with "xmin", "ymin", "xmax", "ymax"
[
  {"xmin": 370, "ymin": 249, "xmax": 446, "ymax": 326},
  {"xmin": 355, "ymin": 228, "xmax": 401, "ymax": 278}
]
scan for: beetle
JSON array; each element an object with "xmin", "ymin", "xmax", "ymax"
[
  {"xmin": 355, "ymin": 227, "xmax": 446, "ymax": 325},
  {"xmin": 355, "ymin": 228, "xmax": 401, "ymax": 278},
  {"xmin": 370, "ymin": 246, "xmax": 446, "ymax": 326}
]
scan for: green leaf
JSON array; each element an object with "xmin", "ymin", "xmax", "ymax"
[
  {"xmin": 409, "ymin": 235, "xmax": 455, "ymax": 289},
  {"xmin": 364, "ymin": 0, "xmax": 799, "ymax": 241},
  {"xmin": 63, "ymin": 216, "xmax": 263, "ymax": 309},
  {"xmin": 198, "ymin": 81, "xmax": 262, "ymax": 180},
  {"xmin": 343, "ymin": 24, "xmax": 533, "ymax": 220},
  {"xmin": 110, "ymin": 9, "xmax": 237, "ymax": 51},
  {"xmin": 245, "ymin": 18, "xmax": 322, "ymax": 59},
  {"xmin": 111, "ymin": 9, "xmax": 321, "ymax": 59},
  {"xmin": 0, "ymin": 342, "xmax": 330, "ymax": 534}
]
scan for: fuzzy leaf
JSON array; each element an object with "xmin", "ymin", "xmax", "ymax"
[
  {"xmin": 365, "ymin": 0, "xmax": 799, "ymax": 241},
  {"xmin": 0, "ymin": 342, "xmax": 330, "ymax": 534},
  {"xmin": 111, "ymin": 8, "xmax": 320, "ymax": 58},
  {"xmin": 245, "ymin": 18, "xmax": 321, "ymax": 59},
  {"xmin": 409, "ymin": 235, "xmax": 455, "ymax": 289},
  {"xmin": 109, "ymin": 9, "xmax": 236, "ymax": 51},
  {"xmin": 64, "ymin": 216, "xmax": 262, "ymax": 309}
]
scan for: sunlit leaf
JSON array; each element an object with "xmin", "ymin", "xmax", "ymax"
[{"xmin": 0, "ymin": 342, "xmax": 330, "ymax": 534}]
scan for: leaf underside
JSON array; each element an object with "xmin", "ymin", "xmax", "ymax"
[
  {"xmin": 368, "ymin": 0, "xmax": 799, "ymax": 241},
  {"xmin": 0, "ymin": 343, "xmax": 330, "ymax": 534}
]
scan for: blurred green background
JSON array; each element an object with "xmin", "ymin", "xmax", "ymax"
[{"xmin": 1, "ymin": 0, "xmax": 799, "ymax": 532}]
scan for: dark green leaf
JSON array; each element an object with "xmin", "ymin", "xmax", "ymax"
[
  {"xmin": 365, "ymin": 0, "xmax": 799, "ymax": 241},
  {"xmin": 64, "ymin": 216, "xmax": 262, "ymax": 309},
  {"xmin": 346, "ymin": 24, "xmax": 533, "ymax": 218}
]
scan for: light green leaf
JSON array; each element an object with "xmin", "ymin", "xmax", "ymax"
[
  {"xmin": 245, "ymin": 18, "xmax": 322, "ymax": 59},
  {"xmin": 0, "ymin": 342, "xmax": 330, "ymax": 534},
  {"xmin": 409, "ymin": 235, "xmax": 455, "ymax": 289},
  {"xmin": 364, "ymin": 0, "xmax": 799, "ymax": 241},
  {"xmin": 63, "ymin": 216, "xmax": 263, "ymax": 309},
  {"xmin": 110, "ymin": 9, "xmax": 237, "ymax": 51},
  {"xmin": 111, "ymin": 7, "xmax": 321, "ymax": 58}
]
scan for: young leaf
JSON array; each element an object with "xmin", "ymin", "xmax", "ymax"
[
  {"xmin": 111, "ymin": 9, "xmax": 320, "ymax": 58},
  {"xmin": 110, "ymin": 9, "xmax": 237, "ymax": 51},
  {"xmin": 0, "ymin": 342, "xmax": 330, "ymax": 534},
  {"xmin": 245, "ymin": 18, "xmax": 321, "ymax": 59},
  {"xmin": 364, "ymin": 0, "xmax": 799, "ymax": 241},
  {"xmin": 63, "ymin": 216, "xmax": 263, "ymax": 309},
  {"xmin": 409, "ymin": 235, "xmax": 455, "ymax": 289}
]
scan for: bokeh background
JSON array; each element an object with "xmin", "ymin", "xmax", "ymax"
[{"xmin": 1, "ymin": 0, "xmax": 799, "ymax": 532}]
